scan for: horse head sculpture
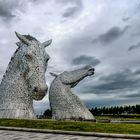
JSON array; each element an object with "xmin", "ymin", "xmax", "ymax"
[
  {"xmin": 0, "ymin": 32, "xmax": 52, "ymax": 119},
  {"xmin": 49, "ymin": 65, "xmax": 95, "ymax": 120}
]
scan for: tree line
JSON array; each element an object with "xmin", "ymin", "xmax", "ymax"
[
  {"xmin": 43, "ymin": 104, "xmax": 140, "ymax": 118},
  {"xmin": 89, "ymin": 104, "xmax": 140, "ymax": 115}
]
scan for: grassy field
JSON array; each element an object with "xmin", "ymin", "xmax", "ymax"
[
  {"xmin": 95, "ymin": 114, "xmax": 140, "ymax": 121},
  {"xmin": 0, "ymin": 119, "xmax": 140, "ymax": 135}
]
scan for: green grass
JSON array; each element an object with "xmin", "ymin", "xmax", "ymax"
[
  {"xmin": 0, "ymin": 119, "xmax": 140, "ymax": 135},
  {"xmin": 95, "ymin": 115, "xmax": 140, "ymax": 121}
]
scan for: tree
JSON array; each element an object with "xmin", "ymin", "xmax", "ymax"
[{"xmin": 43, "ymin": 109, "xmax": 52, "ymax": 118}]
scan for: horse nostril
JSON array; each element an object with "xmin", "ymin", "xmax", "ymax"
[
  {"xmin": 34, "ymin": 87, "xmax": 39, "ymax": 92},
  {"xmin": 89, "ymin": 68, "xmax": 95, "ymax": 72},
  {"xmin": 33, "ymin": 86, "xmax": 48, "ymax": 93}
]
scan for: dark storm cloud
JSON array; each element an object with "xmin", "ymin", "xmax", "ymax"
[
  {"xmin": 79, "ymin": 69, "xmax": 140, "ymax": 94},
  {"xmin": 72, "ymin": 55, "xmax": 100, "ymax": 66},
  {"xmin": 94, "ymin": 77, "xmax": 138, "ymax": 91},
  {"xmin": 121, "ymin": 93, "xmax": 140, "ymax": 98},
  {"xmin": 95, "ymin": 69, "xmax": 138, "ymax": 91},
  {"xmin": 92, "ymin": 26, "xmax": 129, "ymax": 44},
  {"xmin": 0, "ymin": 0, "xmax": 42, "ymax": 21},
  {"xmin": 0, "ymin": 0, "xmax": 19, "ymax": 20},
  {"xmin": 128, "ymin": 42, "xmax": 140, "ymax": 51},
  {"xmin": 84, "ymin": 97, "xmax": 140, "ymax": 108}
]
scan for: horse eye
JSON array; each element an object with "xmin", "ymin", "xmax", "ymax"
[
  {"xmin": 25, "ymin": 54, "xmax": 32, "ymax": 61},
  {"xmin": 46, "ymin": 57, "xmax": 50, "ymax": 61}
]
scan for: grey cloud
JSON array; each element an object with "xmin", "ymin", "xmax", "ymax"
[
  {"xmin": 121, "ymin": 93, "xmax": 140, "ymax": 98},
  {"xmin": 0, "ymin": 69, "xmax": 4, "ymax": 81},
  {"xmin": 56, "ymin": 0, "xmax": 71, "ymax": 4},
  {"xmin": 137, "ymin": 3, "xmax": 140, "ymax": 10},
  {"xmin": 0, "ymin": 68, "xmax": 4, "ymax": 76},
  {"xmin": 84, "ymin": 98, "xmax": 140, "ymax": 108},
  {"xmin": 72, "ymin": 55, "xmax": 100, "ymax": 66},
  {"xmin": 96, "ymin": 69, "xmax": 137, "ymax": 91},
  {"xmin": 30, "ymin": 0, "xmax": 47, "ymax": 4},
  {"xmin": 128, "ymin": 42, "xmax": 140, "ymax": 51},
  {"xmin": 84, "ymin": 99, "xmax": 123, "ymax": 108},
  {"xmin": 122, "ymin": 17, "xmax": 130, "ymax": 22},
  {"xmin": 33, "ymin": 101, "xmax": 50, "ymax": 115},
  {"xmin": 0, "ymin": 0, "xmax": 42, "ymax": 22},
  {"xmin": 61, "ymin": 0, "xmax": 83, "ymax": 18},
  {"xmin": 47, "ymin": 65, "xmax": 63, "ymax": 74},
  {"xmin": 57, "ymin": 0, "xmax": 82, "ymax": 5},
  {"xmin": 0, "ymin": 69, "xmax": 3, "ymax": 73},
  {"xmin": 92, "ymin": 26, "xmax": 129, "ymax": 45},
  {"xmin": 62, "ymin": 7, "xmax": 82, "ymax": 18},
  {"xmin": 0, "ymin": 0, "xmax": 19, "ymax": 20},
  {"xmin": 134, "ymin": 69, "xmax": 140, "ymax": 75},
  {"xmin": 30, "ymin": 0, "xmax": 40, "ymax": 2},
  {"xmin": 94, "ymin": 79, "xmax": 138, "ymax": 91},
  {"xmin": 77, "ymin": 69, "xmax": 140, "ymax": 95}
]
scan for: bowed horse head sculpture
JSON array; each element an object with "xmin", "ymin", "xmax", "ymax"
[
  {"xmin": 0, "ymin": 32, "xmax": 52, "ymax": 119},
  {"xmin": 15, "ymin": 32, "xmax": 52, "ymax": 100},
  {"xmin": 49, "ymin": 65, "xmax": 95, "ymax": 121}
]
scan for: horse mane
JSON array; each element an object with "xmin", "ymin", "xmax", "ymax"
[
  {"xmin": 1, "ymin": 46, "xmax": 20, "ymax": 82},
  {"xmin": 23, "ymin": 35, "xmax": 37, "ymax": 41}
]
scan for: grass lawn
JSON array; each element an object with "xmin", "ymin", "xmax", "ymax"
[
  {"xmin": 95, "ymin": 115, "xmax": 140, "ymax": 121},
  {"xmin": 0, "ymin": 119, "xmax": 140, "ymax": 135}
]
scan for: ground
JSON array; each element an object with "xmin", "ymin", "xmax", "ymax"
[{"xmin": 0, "ymin": 130, "xmax": 134, "ymax": 140}]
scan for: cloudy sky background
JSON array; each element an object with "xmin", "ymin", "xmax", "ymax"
[{"xmin": 0, "ymin": 0, "xmax": 140, "ymax": 114}]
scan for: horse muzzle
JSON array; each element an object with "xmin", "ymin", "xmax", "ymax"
[
  {"xmin": 87, "ymin": 68, "xmax": 95, "ymax": 76},
  {"xmin": 33, "ymin": 85, "xmax": 48, "ymax": 93},
  {"xmin": 32, "ymin": 85, "xmax": 48, "ymax": 100}
]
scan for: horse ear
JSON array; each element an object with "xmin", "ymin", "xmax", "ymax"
[
  {"xmin": 42, "ymin": 39, "xmax": 52, "ymax": 48},
  {"xmin": 50, "ymin": 72, "xmax": 58, "ymax": 77},
  {"xmin": 15, "ymin": 32, "xmax": 31, "ymax": 46}
]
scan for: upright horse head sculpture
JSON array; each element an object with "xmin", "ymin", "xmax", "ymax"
[
  {"xmin": 49, "ymin": 65, "xmax": 95, "ymax": 121},
  {"xmin": 0, "ymin": 32, "xmax": 52, "ymax": 119}
]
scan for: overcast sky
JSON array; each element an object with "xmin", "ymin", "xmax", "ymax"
[{"xmin": 0, "ymin": 0, "xmax": 140, "ymax": 115}]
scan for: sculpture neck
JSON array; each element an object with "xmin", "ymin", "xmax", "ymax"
[{"xmin": 0, "ymin": 58, "xmax": 30, "ymax": 98}]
